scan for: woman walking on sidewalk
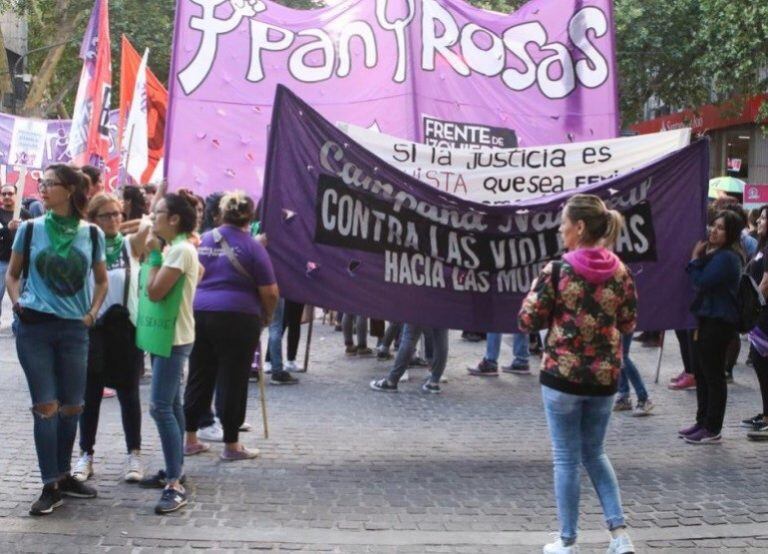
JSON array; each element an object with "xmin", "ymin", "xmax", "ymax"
[
  {"xmin": 6, "ymin": 165, "xmax": 107, "ymax": 515},
  {"xmin": 679, "ymin": 210, "xmax": 743, "ymax": 444},
  {"xmin": 519, "ymin": 194, "xmax": 637, "ymax": 554}
]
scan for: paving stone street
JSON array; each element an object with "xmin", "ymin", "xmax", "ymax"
[{"xmin": 0, "ymin": 306, "xmax": 767, "ymax": 553}]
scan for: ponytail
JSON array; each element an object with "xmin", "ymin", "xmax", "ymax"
[
  {"xmin": 603, "ymin": 209, "xmax": 624, "ymax": 249},
  {"xmin": 564, "ymin": 194, "xmax": 624, "ymax": 248}
]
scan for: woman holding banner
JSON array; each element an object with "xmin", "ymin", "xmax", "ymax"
[
  {"xmin": 518, "ymin": 194, "xmax": 637, "ymax": 554},
  {"xmin": 137, "ymin": 193, "xmax": 201, "ymax": 514}
]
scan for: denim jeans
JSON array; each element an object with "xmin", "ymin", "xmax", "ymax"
[
  {"xmin": 617, "ymin": 333, "xmax": 648, "ymax": 402},
  {"xmin": 267, "ymin": 298, "xmax": 285, "ymax": 372},
  {"xmin": 342, "ymin": 314, "xmax": 368, "ymax": 348},
  {"xmin": 16, "ymin": 319, "xmax": 89, "ymax": 484},
  {"xmin": 388, "ymin": 325, "xmax": 448, "ymax": 384},
  {"xmin": 379, "ymin": 322, "xmax": 402, "ymax": 352},
  {"xmin": 542, "ymin": 385, "xmax": 626, "ymax": 545},
  {"xmin": 150, "ymin": 344, "xmax": 193, "ymax": 482},
  {"xmin": 485, "ymin": 333, "xmax": 530, "ymax": 366}
]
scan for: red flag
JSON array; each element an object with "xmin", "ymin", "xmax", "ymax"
[
  {"xmin": 119, "ymin": 35, "xmax": 167, "ymax": 183},
  {"xmin": 69, "ymin": 0, "xmax": 112, "ymax": 166}
]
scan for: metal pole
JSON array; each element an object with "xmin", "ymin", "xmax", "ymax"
[
  {"xmin": 653, "ymin": 331, "xmax": 666, "ymax": 384},
  {"xmin": 302, "ymin": 308, "xmax": 314, "ymax": 373}
]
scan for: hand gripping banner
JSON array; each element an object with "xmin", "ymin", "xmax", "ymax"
[
  {"xmin": 167, "ymin": 0, "xmax": 620, "ymax": 197},
  {"xmin": 262, "ymin": 86, "xmax": 708, "ymax": 333}
]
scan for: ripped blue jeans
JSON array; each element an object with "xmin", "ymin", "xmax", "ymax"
[{"xmin": 16, "ymin": 319, "xmax": 89, "ymax": 484}]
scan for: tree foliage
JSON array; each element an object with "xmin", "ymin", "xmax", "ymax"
[{"xmin": 4, "ymin": 0, "xmax": 767, "ymax": 125}]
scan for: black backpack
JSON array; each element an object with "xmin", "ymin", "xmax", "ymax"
[{"xmin": 735, "ymin": 270, "xmax": 764, "ymax": 333}]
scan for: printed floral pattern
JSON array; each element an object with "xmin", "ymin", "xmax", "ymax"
[{"xmin": 518, "ymin": 261, "xmax": 637, "ymax": 390}]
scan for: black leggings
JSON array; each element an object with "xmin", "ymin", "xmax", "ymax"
[
  {"xmin": 750, "ymin": 346, "xmax": 768, "ymax": 415},
  {"xmin": 266, "ymin": 300, "xmax": 304, "ymax": 362},
  {"xmin": 675, "ymin": 329, "xmax": 697, "ymax": 375},
  {"xmin": 80, "ymin": 373, "xmax": 141, "ymax": 455},
  {"xmin": 185, "ymin": 311, "xmax": 261, "ymax": 444},
  {"xmin": 693, "ymin": 318, "xmax": 736, "ymax": 434}
]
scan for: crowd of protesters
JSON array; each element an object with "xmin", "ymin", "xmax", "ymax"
[{"xmin": 1, "ymin": 163, "xmax": 766, "ymax": 554}]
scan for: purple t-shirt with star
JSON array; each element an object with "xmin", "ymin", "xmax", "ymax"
[{"xmin": 193, "ymin": 225, "xmax": 275, "ymax": 316}]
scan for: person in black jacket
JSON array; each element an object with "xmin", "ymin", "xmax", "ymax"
[{"xmin": 680, "ymin": 210, "xmax": 743, "ymax": 444}]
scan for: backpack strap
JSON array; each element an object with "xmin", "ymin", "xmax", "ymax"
[
  {"xmin": 548, "ymin": 261, "xmax": 561, "ymax": 328},
  {"xmin": 121, "ymin": 242, "xmax": 131, "ymax": 307},
  {"xmin": 89, "ymin": 225, "xmax": 99, "ymax": 266},
  {"xmin": 212, "ymin": 228, "xmax": 256, "ymax": 286},
  {"xmin": 22, "ymin": 220, "xmax": 34, "ymax": 280}
]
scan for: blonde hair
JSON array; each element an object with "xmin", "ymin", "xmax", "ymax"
[
  {"xmin": 87, "ymin": 192, "xmax": 122, "ymax": 222},
  {"xmin": 564, "ymin": 194, "xmax": 624, "ymax": 248},
  {"xmin": 219, "ymin": 190, "xmax": 254, "ymax": 226}
]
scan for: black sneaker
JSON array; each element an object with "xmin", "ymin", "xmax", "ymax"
[
  {"xmin": 58, "ymin": 475, "xmax": 97, "ymax": 498},
  {"xmin": 345, "ymin": 344, "xmax": 357, "ymax": 356},
  {"xmin": 741, "ymin": 414, "xmax": 764, "ymax": 429},
  {"xmin": 29, "ymin": 484, "xmax": 63, "ymax": 516},
  {"xmin": 461, "ymin": 331, "xmax": 485, "ymax": 342},
  {"xmin": 421, "ymin": 379, "xmax": 441, "ymax": 394},
  {"xmin": 376, "ymin": 349, "xmax": 393, "ymax": 360},
  {"xmin": 370, "ymin": 378, "xmax": 398, "ymax": 393},
  {"xmin": 270, "ymin": 371, "xmax": 299, "ymax": 385},
  {"xmin": 502, "ymin": 363, "xmax": 532, "ymax": 375},
  {"xmin": 408, "ymin": 356, "xmax": 429, "ymax": 368},
  {"xmin": 155, "ymin": 487, "xmax": 188, "ymax": 515},
  {"xmin": 139, "ymin": 470, "xmax": 187, "ymax": 489},
  {"xmin": 467, "ymin": 358, "xmax": 499, "ymax": 377}
]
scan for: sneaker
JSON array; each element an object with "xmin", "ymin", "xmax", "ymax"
[
  {"xmin": 59, "ymin": 475, "xmax": 97, "ymax": 498},
  {"xmin": 502, "ymin": 363, "xmax": 531, "ymax": 375},
  {"xmin": 421, "ymin": 379, "xmax": 441, "ymax": 394},
  {"xmin": 102, "ymin": 387, "xmax": 116, "ymax": 398},
  {"xmin": 376, "ymin": 348, "xmax": 393, "ymax": 360},
  {"xmin": 408, "ymin": 356, "xmax": 429, "ymax": 368},
  {"xmin": 345, "ymin": 344, "xmax": 358, "ymax": 356},
  {"xmin": 400, "ymin": 370, "xmax": 410, "ymax": 382},
  {"xmin": 632, "ymin": 399, "xmax": 655, "ymax": 416},
  {"xmin": 270, "ymin": 371, "xmax": 299, "ymax": 385},
  {"xmin": 263, "ymin": 361, "xmax": 272, "ymax": 374},
  {"xmin": 461, "ymin": 331, "xmax": 484, "ymax": 343},
  {"xmin": 139, "ymin": 470, "xmax": 187, "ymax": 489},
  {"xmin": 370, "ymin": 378, "xmax": 398, "ymax": 393},
  {"xmin": 29, "ymin": 484, "xmax": 63, "ymax": 516},
  {"xmin": 741, "ymin": 414, "xmax": 764, "ymax": 429},
  {"xmin": 155, "ymin": 487, "xmax": 188, "ymax": 515},
  {"xmin": 669, "ymin": 371, "xmax": 686, "ymax": 383},
  {"xmin": 239, "ymin": 421, "xmax": 253, "ymax": 432},
  {"xmin": 356, "ymin": 346, "xmax": 374, "ymax": 356},
  {"xmin": 747, "ymin": 423, "xmax": 768, "ymax": 441},
  {"xmin": 725, "ymin": 373, "xmax": 734, "ymax": 385},
  {"xmin": 72, "ymin": 453, "xmax": 93, "ymax": 482},
  {"xmin": 678, "ymin": 423, "xmax": 701, "ymax": 438},
  {"xmin": 543, "ymin": 536, "xmax": 578, "ymax": 553},
  {"xmin": 220, "ymin": 446, "xmax": 260, "ymax": 461},
  {"xmin": 198, "ymin": 421, "xmax": 224, "ymax": 442},
  {"xmin": 249, "ymin": 370, "xmax": 259, "ymax": 383},
  {"xmin": 613, "ymin": 396, "xmax": 633, "ymax": 412},
  {"xmin": 467, "ymin": 358, "xmax": 499, "ymax": 377},
  {"xmin": 284, "ymin": 360, "xmax": 298, "ymax": 372},
  {"xmin": 124, "ymin": 451, "xmax": 144, "ymax": 483},
  {"xmin": 607, "ymin": 534, "xmax": 635, "ymax": 554},
  {"xmin": 684, "ymin": 428, "xmax": 722, "ymax": 444},
  {"xmin": 668, "ymin": 373, "xmax": 696, "ymax": 390},
  {"xmin": 184, "ymin": 441, "xmax": 210, "ymax": 456}
]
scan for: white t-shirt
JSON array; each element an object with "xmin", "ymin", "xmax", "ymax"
[
  {"xmin": 163, "ymin": 239, "xmax": 200, "ymax": 346},
  {"xmin": 93, "ymin": 240, "xmax": 141, "ymax": 325}
]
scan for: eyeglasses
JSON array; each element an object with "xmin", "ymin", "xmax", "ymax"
[
  {"xmin": 1, "ymin": 192, "xmax": 15, "ymax": 197},
  {"xmin": 96, "ymin": 211, "xmax": 122, "ymax": 220},
  {"xmin": 38, "ymin": 179, "xmax": 63, "ymax": 192}
]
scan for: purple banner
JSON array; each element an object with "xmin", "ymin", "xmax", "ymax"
[
  {"xmin": 263, "ymin": 87, "xmax": 708, "ymax": 333},
  {"xmin": 167, "ymin": 0, "xmax": 619, "ymax": 198}
]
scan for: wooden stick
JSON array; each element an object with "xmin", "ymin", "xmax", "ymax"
[
  {"xmin": 256, "ymin": 346, "xmax": 269, "ymax": 440},
  {"xmin": 303, "ymin": 309, "xmax": 314, "ymax": 373},
  {"xmin": 653, "ymin": 331, "xmax": 666, "ymax": 384}
]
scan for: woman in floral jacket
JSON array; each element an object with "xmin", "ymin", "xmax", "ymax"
[{"xmin": 519, "ymin": 194, "xmax": 638, "ymax": 554}]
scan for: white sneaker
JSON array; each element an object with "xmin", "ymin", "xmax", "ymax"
[
  {"xmin": 400, "ymin": 370, "xmax": 410, "ymax": 382},
  {"xmin": 632, "ymin": 399, "xmax": 655, "ymax": 417},
  {"xmin": 198, "ymin": 420, "xmax": 224, "ymax": 442},
  {"xmin": 72, "ymin": 453, "xmax": 93, "ymax": 482},
  {"xmin": 239, "ymin": 421, "xmax": 252, "ymax": 432},
  {"xmin": 124, "ymin": 451, "xmax": 144, "ymax": 483},
  {"xmin": 606, "ymin": 534, "xmax": 634, "ymax": 554},
  {"xmin": 285, "ymin": 360, "xmax": 298, "ymax": 372},
  {"xmin": 543, "ymin": 536, "xmax": 579, "ymax": 554},
  {"xmin": 263, "ymin": 362, "xmax": 272, "ymax": 374}
]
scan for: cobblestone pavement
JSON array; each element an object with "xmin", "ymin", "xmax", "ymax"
[{"xmin": 0, "ymin": 307, "xmax": 767, "ymax": 553}]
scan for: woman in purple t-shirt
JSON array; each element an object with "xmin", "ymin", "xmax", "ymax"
[{"xmin": 183, "ymin": 192, "xmax": 279, "ymax": 460}]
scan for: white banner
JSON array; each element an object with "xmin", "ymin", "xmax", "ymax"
[
  {"xmin": 338, "ymin": 123, "xmax": 691, "ymax": 204},
  {"xmin": 8, "ymin": 118, "xmax": 48, "ymax": 167}
]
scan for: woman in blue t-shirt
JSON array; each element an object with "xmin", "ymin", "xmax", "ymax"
[
  {"xmin": 5, "ymin": 164, "xmax": 108, "ymax": 516},
  {"xmin": 183, "ymin": 191, "xmax": 278, "ymax": 461}
]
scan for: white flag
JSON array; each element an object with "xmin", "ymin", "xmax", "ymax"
[{"xmin": 121, "ymin": 49, "xmax": 149, "ymax": 183}]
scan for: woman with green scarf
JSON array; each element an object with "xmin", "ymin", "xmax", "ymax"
[
  {"xmin": 72, "ymin": 193, "xmax": 151, "ymax": 487},
  {"xmin": 5, "ymin": 164, "xmax": 108, "ymax": 516}
]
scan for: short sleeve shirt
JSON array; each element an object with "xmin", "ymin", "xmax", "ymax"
[
  {"xmin": 163, "ymin": 239, "xmax": 200, "ymax": 345},
  {"xmin": 12, "ymin": 219, "xmax": 106, "ymax": 320}
]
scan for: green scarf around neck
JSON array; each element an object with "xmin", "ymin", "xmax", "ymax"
[
  {"xmin": 44, "ymin": 211, "xmax": 80, "ymax": 257},
  {"xmin": 104, "ymin": 233, "xmax": 125, "ymax": 267}
]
